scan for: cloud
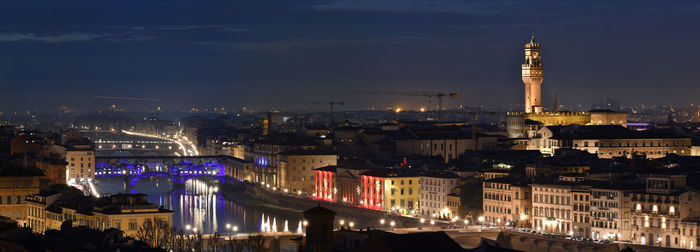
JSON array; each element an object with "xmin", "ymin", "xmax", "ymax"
[
  {"xmin": 0, "ymin": 33, "xmax": 102, "ymax": 43},
  {"xmin": 194, "ymin": 36, "xmax": 426, "ymax": 52},
  {"xmin": 312, "ymin": 0, "xmax": 527, "ymax": 15},
  {"xmin": 109, "ymin": 24, "xmax": 252, "ymax": 32},
  {"xmin": 106, "ymin": 35, "xmax": 156, "ymax": 42},
  {"xmin": 0, "ymin": 32, "xmax": 158, "ymax": 43}
]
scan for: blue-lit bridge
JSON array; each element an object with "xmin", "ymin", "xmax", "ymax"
[{"xmin": 95, "ymin": 155, "xmax": 229, "ymax": 185}]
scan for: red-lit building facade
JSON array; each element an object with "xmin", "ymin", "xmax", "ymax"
[
  {"xmin": 314, "ymin": 167, "xmax": 336, "ymax": 202},
  {"xmin": 361, "ymin": 174, "xmax": 385, "ymax": 210}
]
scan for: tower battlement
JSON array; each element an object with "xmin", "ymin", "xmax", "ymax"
[{"xmin": 525, "ymin": 43, "xmax": 541, "ymax": 49}]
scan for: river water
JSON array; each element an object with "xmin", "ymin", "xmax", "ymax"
[{"xmin": 94, "ymin": 176, "xmax": 304, "ymax": 234}]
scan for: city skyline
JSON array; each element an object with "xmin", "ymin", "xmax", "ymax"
[{"xmin": 2, "ymin": 0, "xmax": 700, "ymax": 112}]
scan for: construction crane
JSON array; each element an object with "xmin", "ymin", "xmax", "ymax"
[
  {"xmin": 355, "ymin": 90, "xmax": 461, "ymax": 121},
  {"xmin": 310, "ymin": 101, "xmax": 345, "ymax": 123}
]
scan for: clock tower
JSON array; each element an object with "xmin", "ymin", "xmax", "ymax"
[{"xmin": 522, "ymin": 34, "xmax": 543, "ymax": 113}]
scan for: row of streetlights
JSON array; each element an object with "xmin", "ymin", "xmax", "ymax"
[
  {"xmin": 338, "ymin": 219, "xmax": 355, "ymax": 229},
  {"xmin": 184, "ymin": 223, "xmax": 239, "ymax": 237},
  {"xmin": 379, "ymin": 219, "xmax": 396, "ymax": 230}
]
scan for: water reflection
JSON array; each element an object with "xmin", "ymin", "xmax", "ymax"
[{"xmin": 94, "ymin": 176, "xmax": 302, "ymax": 234}]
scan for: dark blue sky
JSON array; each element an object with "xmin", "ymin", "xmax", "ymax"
[{"xmin": 1, "ymin": 0, "xmax": 700, "ymax": 112}]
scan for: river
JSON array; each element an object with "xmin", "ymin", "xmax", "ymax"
[{"xmin": 94, "ymin": 176, "xmax": 304, "ymax": 235}]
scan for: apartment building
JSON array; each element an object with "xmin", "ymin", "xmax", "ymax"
[
  {"xmin": 572, "ymin": 188, "xmax": 591, "ymax": 239},
  {"xmin": 531, "ymin": 183, "xmax": 575, "ymax": 235},
  {"xmin": 65, "ymin": 143, "xmax": 95, "ymax": 184},
  {"xmin": 482, "ymin": 177, "xmax": 532, "ymax": 227},
  {"xmin": 629, "ymin": 174, "xmax": 700, "ymax": 249},
  {"xmin": 419, "ymin": 171, "xmax": 460, "ymax": 219},
  {"xmin": 590, "ymin": 185, "xmax": 640, "ymax": 241},
  {"xmin": 279, "ymin": 149, "xmax": 337, "ymax": 194},
  {"xmin": 360, "ymin": 169, "xmax": 420, "ymax": 215},
  {"xmin": 0, "ymin": 171, "xmax": 43, "ymax": 225}
]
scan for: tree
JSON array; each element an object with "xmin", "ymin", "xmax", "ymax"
[
  {"xmin": 135, "ymin": 218, "xmax": 172, "ymax": 249},
  {"xmin": 247, "ymin": 233, "xmax": 266, "ymax": 252},
  {"xmin": 228, "ymin": 238, "xmax": 245, "ymax": 252},
  {"xmin": 206, "ymin": 232, "xmax": 222, "ymax": 252}
]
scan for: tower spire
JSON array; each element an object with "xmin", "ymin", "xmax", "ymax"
[
  {"xmin": 553, "ymin": 93, "xmax": 560, "ymax": 112},
  {"xmin": 530, "ymin": 32, "xmax": 536, "ymax": 44}
]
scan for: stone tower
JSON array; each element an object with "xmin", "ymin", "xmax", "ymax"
[{"xmin": 522, "ymin": 34, "xmax": 543, "ymax": 113}]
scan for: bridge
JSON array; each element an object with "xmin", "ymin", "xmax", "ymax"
[
  {"xmin": 95, "ymin": 155, "xmax": 228, "ymax": 185},
  {"xmin": 81, "ymin": 130, "xmax": 185, "ymax": 157}
]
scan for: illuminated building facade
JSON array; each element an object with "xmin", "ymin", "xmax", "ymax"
[
  {"xmin": 27, "ymin": 193, "xmax": 173, "ymax": 237},
  {"xmin": 314, "ymin": 166, "xmax": 336, "ymax": 202},
  {"xmin": 629, "ymin": 175, "xmax": 700, "ymax": 249},
  {"xmin": 531, "ymin": 125, "xmax": 691, "ymax": 158},
  {"xmin": 359, "ymin": 169, "xmax": 420, "ymax": 215},
  {"xmin": 590, "ymin": 186, "xmax": 637, "ymax": 241},
  {"xmin": 251, "ymin": 137, "xmax": 318, "ymax": 187},
  {"xmin": 531, "ymin": 183, "xmax": 574, "ymax": 235},
  {"xmin": 280, "ymin": 149, "xmax": 337, "ymax": 195},
  {"xmin": 334, "ymin": 165, "xmax": 374, "ymax": 205},
  {"xmin": 0, "ymin": 174, "xmax": 43, "ymax": 225},
  {"xmin": 65, "ymin": 143, "xmax": 95, "ymax": 184},
  {"xmin": 572, "ymin": 189, "xmax": 591, "ymax": 239},
  {"xmin": 482, "ymin": 177, "xmax": 532, "ymax": 228},
  {"xmin": 419, "ymin": 172, "xmax": 460, "ymax": 219},
  {"xmin": 360, "ymin": 173, "xmax": 385, "ymax": 210}
]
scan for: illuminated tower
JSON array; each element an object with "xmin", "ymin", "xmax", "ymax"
[{"xmin": 522, "ymin": 34, "xmax": 543, "ymax": 113}]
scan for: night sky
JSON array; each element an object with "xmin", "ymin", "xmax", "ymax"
[{"xmin": 1, "ymin": 0, "xmax": 700, "ymax": 112}]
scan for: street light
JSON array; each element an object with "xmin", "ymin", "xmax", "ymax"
[
  {"xmin": 185, "ymin": 224, "xmax": 191, "ymax": 230},
  {"xmin": 380, "ymin": 219, "xmax": 385, "ymax": 228},
  {"xmin": 349, "ymin": 222, "xmax": 354, "ymax": 229},
  {"xmin": 340, "ymin": 220, "xmax": 345, "ymax": 226},
  {"xmin": 430, "ymin": 220, "xmax": 435, "ymax": 231},
  {"xmin": 390, "ymin": 221, "xmax": 395, "ymax": 231}
]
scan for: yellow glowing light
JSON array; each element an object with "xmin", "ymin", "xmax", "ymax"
[
  {"xmin": 419, "ymin": 107, "xmax": 426, "ymax": 112},
  {"xmin": 395, "ymin": 108, "xmax": 402, "ymax": 113}
]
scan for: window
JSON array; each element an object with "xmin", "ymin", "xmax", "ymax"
[{"xmin": 129, "ymin": 220, "xmax": 138, "ymax": 230}]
